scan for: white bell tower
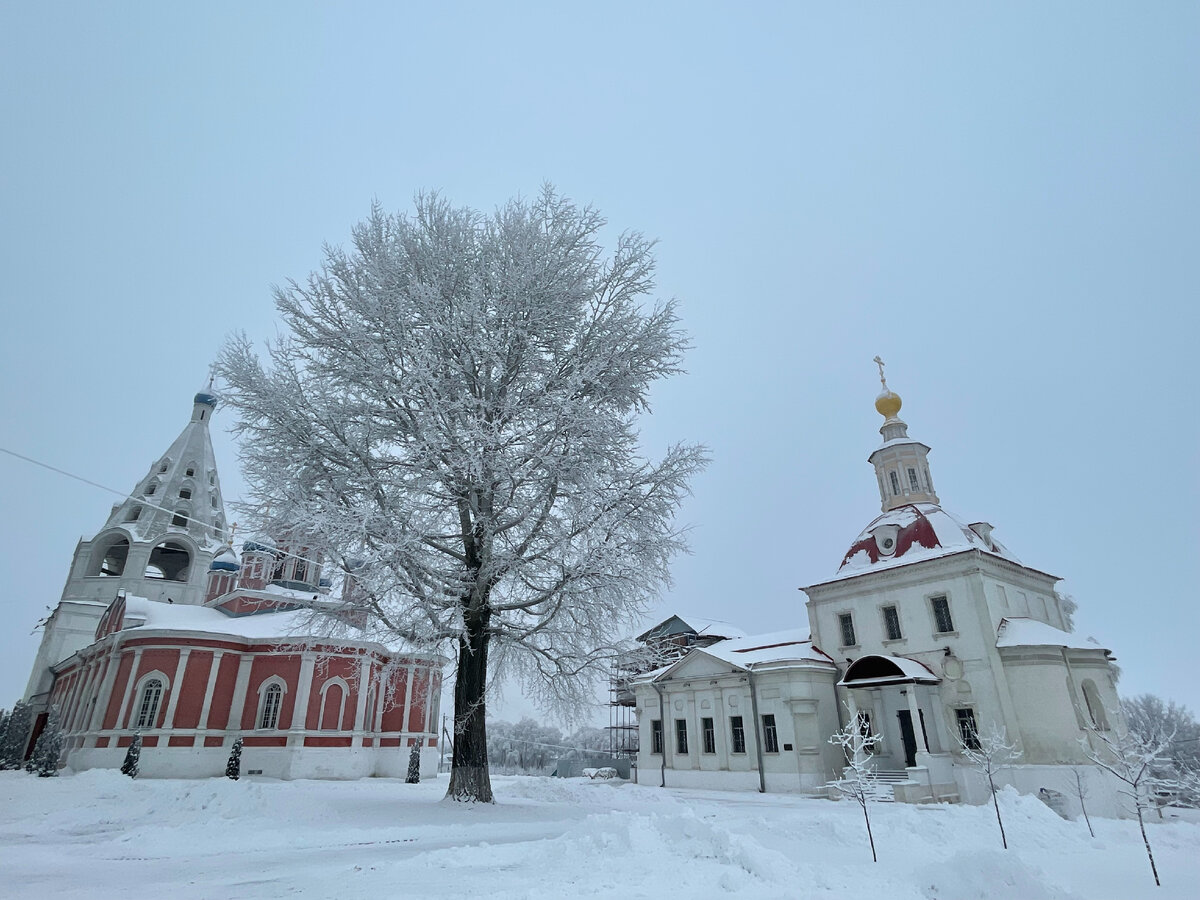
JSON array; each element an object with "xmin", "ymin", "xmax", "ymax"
[{"xmin": 867, "ymin": 357, "xmax": 939, "ymax": 512}]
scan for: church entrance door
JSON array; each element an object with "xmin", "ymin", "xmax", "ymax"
[{"xmin": 896, "ymin": 709, "xmax": 928, "ymax": 768}]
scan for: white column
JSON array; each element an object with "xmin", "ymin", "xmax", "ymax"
[
  {"xmin": 906, "ymin": 686, "xmax": 929, "ymax": 755},
  {"xmin": 401, "ymin": 664, "xmax": 415, "ymax": 738},
  {"xmin": 225, "ymin": 655, "xmax": 254, "ymax": 731},
  {"xmin": 89, "ymin": 652, "xmax": 121, "ymax": 735},
  {"xmin": 351, "ymin": 656, "xmax": 371, "ymax": 746},
  {"xmin": 161, "ymin": 649, "xmax": 191, "ymax": 729},
  {"xmin": 287, "ymin": 653, "xmax": 317, "ymax": 746},
  {"xmin": 196, "ymin": 651, "xmax": 224, "ymax": 732},
  {"xmin": 844, "ymin": 690, "xmax": 861, "ymax": 765},
  {"xmin": 115, "ymin": 649, "xmax": 144, "ymax": 729}
]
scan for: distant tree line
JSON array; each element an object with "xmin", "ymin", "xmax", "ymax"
[{"xmin": 485, "ymin": 718, "xmax": 610, "ymax": 773}]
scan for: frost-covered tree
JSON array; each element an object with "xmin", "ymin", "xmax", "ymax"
[
  {"xmin": 1122, "ymin": 694, "xmax": 1200, "ymax": 778},
  {"xmin": 27, "ymin": 705, "xmax": 63, "ymax": 777},
  {"xmin": 829, "ymin": 709, "xmax": 883, "ymax": 862},
  {"xmin": 0, "ymin": 700, "xmax": 33, "ymax": 770},
  {"xmin": 226, "ymin": 737, "xmax": 243, "ymax": 781},
  {"xmin": 217, "ymin": 189, "xmax": 706, "ymax": 803},
  {"xmin": 1083, "ymin": 719, "xmax": 1178, "ymax": 887},
  {"xmin": 405, "ymin": 737, "xmax": 423, "ymax": 784},
  {"xmin": 121, "ymin": 732, "xmax": 142, "ymax": 778},
  {"xmin": 959, "ymin": 721, "xmax": 1020, "ymax": 850}
]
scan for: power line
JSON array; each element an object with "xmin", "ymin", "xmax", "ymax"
[{"xmin": 0, "ymin": 444, "xmax": 321, "ymax": 570}]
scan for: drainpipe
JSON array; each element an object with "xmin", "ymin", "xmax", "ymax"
[
  {"xmin": 747, "ymin": 669, "xmax": 766, "ymax": 794},
  {"xmin": 652, "ymin": 683, "xmax": 668, "ymax": 788}
]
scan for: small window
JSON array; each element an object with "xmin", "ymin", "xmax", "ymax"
[
  {"xmin": 889, "ymin": 471, "xmax": 900, "ymax": 495},
  {"xmin": 134, "ymin": 679, "xmax": 164, "ymax": 729},
  {"xmin": 171, "ymin": 511, "xmax": 188, "ymax": 528},
  {"xmin": 125, "ymin": 506, "xmax": 141, "ymax": 523},
  {"xmin": 882, "ymin": 605, "xmax": 903, "ymax": 641},
  {"xmin": 702, "ymin": 717, "xmax": 715, "ymax": 754},
  {"xmin": 179, "ymin": 488, "xmax": 192, "ymax": 500},
  {"xmin": 955, "ymin": 708, "xmax": 980, "ymax": 750},
  {"xmin": 931, "ymin": 596, "xmax": 955, "ymax": 633},
  {"xmin": 675, "ymin": 719, "xmax": 688, "ymax": 754},
  {"xmin": 211, "ymin": 494, "xmax": 218, "ymax": 508},
  {"xmin": 259, "ymin": 684, "xmax": 283, "ymax": 729},
  {"xmin": 185, "ymin": 467, "xmax": 195, "ymax": 477},
  {"xmin": 650, "ymin": 719, "xmax": 663, "ymax": 754},
  {"xmin": 762, "ymin": 714, "xmax": 779, "ymax": 753},
  {"xmin": 1082, "ymin": 680, "xmax": 1110, "ymax": 731},
  {"xmin": 209, "ymin": 472, "xmax": 216, "ymax": 486},
  {"xmin": 907, "ymin": 467, "xmax": 920, "ymax": 491},
  {"xmin": 294, "ymin": 561, "xmax": 307, "ymax": 583},
  {"xmin": 839, "ymin": 612, "xmax": 857, "ymax": 647},
  {"xmin": 145, "ymin": 482, "xmax": 157, "ymax": 497},
  {"xmin": 158, "ymin": 461, "xmax": 169, "ymax": 474},
  {"xmin": 730, "ymin": 716, "xmax": 746, "ymax": 754}
]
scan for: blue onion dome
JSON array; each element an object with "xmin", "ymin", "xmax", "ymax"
[
  {"xmin": 194, "ymin": 391, "xmax": 218, "ymax": 407},
  {"xmin": 209, "ymin": 547, "xmax": 240, "ymax": 572},
  {"xmin": 242, "ymin": 536, "xmax": 276, "ymax": 554}
]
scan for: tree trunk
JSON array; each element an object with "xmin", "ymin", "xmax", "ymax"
[
  {"xmin": 989, "ymin": 774, "xmax": 1008, "ymax": 850},
  {"xmin": 860, "ymin": 796, "xmax": 878, "ymax": 863},
  {"xmin": 1136, "ymin": 807, "xmax": 1161, "ymax": 887},
  {"xmin": 446, "ymin": 610, "xmax": 494, "ymax": 803}
]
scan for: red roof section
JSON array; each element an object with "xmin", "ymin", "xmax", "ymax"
[{"xmin": 839, "ymin": 504, "xmax": 941, "ymax": 569}]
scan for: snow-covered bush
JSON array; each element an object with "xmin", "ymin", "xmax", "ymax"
[
  {"xmin": 27, "ymin": 705, "xmax": 63, "ymax": 777},
  {"xmin": 0, "ymin": 700, "xmax": 33, "ymax": 770},
  {"xmin": 121, "ymin": 733, "xmax": 142, "ymax": 778},
  {"xmin": 225, "ymin": 737, "xmax": 243, "ymax": 781}
]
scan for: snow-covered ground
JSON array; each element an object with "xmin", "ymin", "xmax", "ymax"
[{"xmin": 2, "ymin": 771, "xmax": 1197, "ymax": 899}]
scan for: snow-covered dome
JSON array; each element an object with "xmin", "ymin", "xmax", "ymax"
[
  {"xmin": 837, "ymin": 502, "xmax": 1019, "ymax": 578},
  {"xmin": 209, "ymin": 547, "xmax": 240, "ymax": 572},
  {"xmin": 193, "ymin": 391, "xmax": 218, "ymax": 407}
]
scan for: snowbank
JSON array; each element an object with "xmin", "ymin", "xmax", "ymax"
[{"xmin": 2, "ymin": 771, "xmax": 1197, "ymax": 899}]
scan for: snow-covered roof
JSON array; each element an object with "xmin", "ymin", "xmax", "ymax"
[
  {"xmin": 995, "ymin": 617, "xmax": 1108, "ymax": 652},
  {"xmin": 634, "ymin": 614, "xmax": 748, "ymax": 643},
  {"xmin": 120, "ymin": 594, "xmax": 328, "ymax": 641},
  {"xmin": 642, "ymin": 628, "xmax": 835, "ymax": 681},
  {"xmin": 819, "ymin": 503, "xmax": 1029, "ymax": 584},
  {"xmin": 702, "ymin": 628, "xmax": 829, "ymax": 667}
]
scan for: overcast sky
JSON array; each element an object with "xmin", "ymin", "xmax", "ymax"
[{"xmin": 1, "ymin": 3, "xmax": 1196, "ymax": 725}]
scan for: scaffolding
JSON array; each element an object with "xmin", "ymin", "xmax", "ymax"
[{"xmin": 607, "ymin": 615, "xmax": 745, "ymax": 759}]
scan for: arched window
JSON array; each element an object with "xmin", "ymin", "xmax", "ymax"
[
  {"xmin": 171, "ymin": 507, "xmax": 190, "ymax": 528},
  {"xmin": 145, "ymin": 480, "xmax": 158, "ymax": 497},
  {"xmin": 185, "ymin": 465, "xmax": 195, "ymax": 477},
  {"xmin": 144, "ymin": 540, "xmax": 191, "ymax": 581},
  {"xmin": 889, "ymin": 471, "xmax": 900, "ymax": 495},
  {"xmin": 158, "ymin": 460, "xmax": 169, "ymax": 474},
  {"xmin": 1082, "ymin": 679, "xmax": 1110, "ymax": 731},
  {"xmin": 134, "ymin": 677, "xmax": 164, "ymax": 728},
  {"xmin": 257, "ymin": 681, "xmax": 285, "ymax": 729},
  {"xmin": 319, "ymin": 679, "xmax": 348, "ymax": 730}
]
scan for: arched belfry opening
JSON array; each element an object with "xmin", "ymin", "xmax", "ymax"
[
  {"xmin": 88, "ymin": 536, "xmax": 130, "ymax": 577},
  {"xmin": 144, "ymin": 541, "xmax": 192, "ymax": 582}
]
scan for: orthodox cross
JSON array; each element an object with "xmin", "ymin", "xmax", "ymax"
[{"xmin": 873, "ymin": 355, "xmax": 889, "ymax": 391}]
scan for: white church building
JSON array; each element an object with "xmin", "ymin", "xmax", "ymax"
[{"xmin": 634, "ymin": 372, "xmax": 1124, "ymax": 811}]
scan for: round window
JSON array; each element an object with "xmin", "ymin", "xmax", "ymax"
[{"xmin": 882, "ymin": 538, "xmax": 894, "ymax": 550}]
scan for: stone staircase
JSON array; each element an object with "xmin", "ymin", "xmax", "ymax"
[{"xmin": 828, "ymin": 768, "xmax": 909, "ymax": 802}]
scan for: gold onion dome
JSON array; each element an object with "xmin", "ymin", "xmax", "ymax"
[{"xmin": 875, "ymin": 389, "xmax": 902, "ymax": 419}]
